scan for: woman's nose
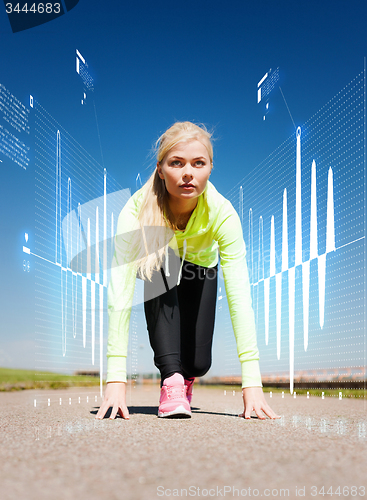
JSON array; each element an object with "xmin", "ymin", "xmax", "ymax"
[{"xmin": 182, "ymin": 163, "xmax": 194, "ymax": 178}]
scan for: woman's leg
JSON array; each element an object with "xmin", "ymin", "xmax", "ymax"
[
  {"xmin": 144, "ymin": 252, "xmax": 217, "ymax": 385},
  {"xmin": 144, "ymin": 266, "xmax": 182, "ymax": 384},
  {"xmin": 177, "ymin": 262, "xmax": 218, "ymax": 380}
]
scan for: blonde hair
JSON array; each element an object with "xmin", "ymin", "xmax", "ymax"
[{"xmin": 134, "ymin": 121, "xmax": 213, "ymax": 281}]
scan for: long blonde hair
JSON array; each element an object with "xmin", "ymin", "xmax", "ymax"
[{"xmin": 134, "ymin": 121, "xmax": 213, "ymax": 281}]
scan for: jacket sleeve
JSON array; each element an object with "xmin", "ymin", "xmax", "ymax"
[
  {"xmin": 214, "ymin": 202, "xmax": 263, "ymax": 388},
  {"xmin": 106, "ymin": 195, "xmax": 140, "ymax": 383}
]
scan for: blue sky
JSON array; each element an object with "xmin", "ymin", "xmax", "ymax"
[{"xmin": 0, "ymin": 0, "xmax": 366, "ymax": 374}]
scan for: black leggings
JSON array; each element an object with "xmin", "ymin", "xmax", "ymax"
[{"xmin": 144, "ymin": 251, "xmax": 218, "ymax": 385}]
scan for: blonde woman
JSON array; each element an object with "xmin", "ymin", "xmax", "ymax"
[{"xmin": 96, "ymin": 122, "xmax": 279, "ymax": 420}]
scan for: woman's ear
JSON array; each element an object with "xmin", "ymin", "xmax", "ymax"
[{"xmin": 157, "ymin": 162, "xmax": 164, "ymax": 179}]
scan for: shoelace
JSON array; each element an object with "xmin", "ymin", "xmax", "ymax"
[{"xmin": 166, "ymin": 385, "xmax": 186, "ymax": 399}]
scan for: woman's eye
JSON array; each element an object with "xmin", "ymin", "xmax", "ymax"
[{"xmin": 169, "ymin": 160, "xmax": 205, "ymax": 167}]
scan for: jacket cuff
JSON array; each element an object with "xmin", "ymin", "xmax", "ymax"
[
  {"xmin": 241, "ymin": 359, "xmax": 263, "ymax": 388},
  {"xmin": 106, "ymin": 356, "xmax": 127, "ymax": 383}
]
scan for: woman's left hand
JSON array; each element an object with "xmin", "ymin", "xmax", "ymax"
[{"xmin": 239, "ymin": 386, "xmax": 281, "ymax": 420}]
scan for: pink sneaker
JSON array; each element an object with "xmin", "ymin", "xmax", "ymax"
[
  {"xmin": 184, "ymin": 377, "xmax": 195, "ymax": 404},
  {"xmin": 158, "ymin": 373, "xmax": 191, "ymax": 418}
]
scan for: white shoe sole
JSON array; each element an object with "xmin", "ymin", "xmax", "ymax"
[{"xmin": 158, "ymin": 405, "xmax": 192, "ymax": 418}]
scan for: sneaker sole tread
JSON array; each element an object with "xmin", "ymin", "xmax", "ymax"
[{"xmin": 158, "ymin": 405, "xmax": 192, "ymax": 418}]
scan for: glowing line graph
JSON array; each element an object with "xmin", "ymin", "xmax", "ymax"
[
  {"xmin": 241, "ymin": 126, "xmax": 341, "ymax": 394},
  {"xmin": 57, "ymin": 133, "xmax": 110, "ymax": 376},
  {"xmin": 25, "ymin": 129, "xmax": 121, "ymax": 394}
]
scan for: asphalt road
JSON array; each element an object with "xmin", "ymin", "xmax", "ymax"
[{"xmin": 0, "ymin": 385, "xmax": 366, "ymax": 500}]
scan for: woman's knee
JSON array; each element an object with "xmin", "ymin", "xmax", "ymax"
[{"xmin": 182, "ymin": 359, "xmax": 211, "ymax": 378}]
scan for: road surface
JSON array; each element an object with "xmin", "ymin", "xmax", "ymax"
[{"xmin": 0, "ymin": 385, "xmax": 366, "ymax": 500}]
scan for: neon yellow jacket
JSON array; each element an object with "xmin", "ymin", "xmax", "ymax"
[{"xmin": 107, "ymin": 180, "xmax": 262, "ymax": 388}]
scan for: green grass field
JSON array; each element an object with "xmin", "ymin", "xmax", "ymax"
[
  {"xmin": 1, "ymin": 368, "xmax": 365, "ymax": 398},
  {"xmin": 0, "ymin": 367, "xmax": 101, "ymax": 391},
  {"xmin": 198, "ymin": 384, "xmax": 366, "ymax": 399},
  {"xmin": 264, "ymin": 386, "xmax": 366, "ymax": 399}
]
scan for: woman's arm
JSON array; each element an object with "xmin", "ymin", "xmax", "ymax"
[
  {"xmin": 215, "ymin": 202, "xmax": 280, "ymax": 419},
  {"xmin": 97, "ymin": 195, "xmax": 141, "ymax": 420},
  {"xmin": 215, "ymin": 203, "xmax": 262, "ymax": 387},
  {"xmin": 106, "ymin": 197, "xmax": 140, "ymax": 384}
]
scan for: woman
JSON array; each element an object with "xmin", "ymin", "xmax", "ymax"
[{"xmin": 96, "ymin": 121, "xmax": 279, "ymax": 420}]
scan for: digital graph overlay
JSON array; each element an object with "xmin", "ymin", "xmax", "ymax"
[
  {"xmin": 257, "ymin": 68, "xmax": 280, "ymax": 122},
  {"xmin": 76, "ymin": 49, "xmax": 94, "ymax": 105},
  {"xmin": 225, "ymin": 71, "xmax": 366, "ymax": 393},
  {"xmin": 29, "ymin": 100, "xmax": 129, "ymax": 395},
  {"xmin": 0, "ymin": 83, "xmax": 31, "ymax": 170}
]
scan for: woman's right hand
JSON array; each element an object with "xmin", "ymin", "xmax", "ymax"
[{"xmin": 95, "ymin": 381, "xmax": 130, "ymax": 420}]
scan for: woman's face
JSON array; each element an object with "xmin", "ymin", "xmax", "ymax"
[{"xmin": 157, "ymin": 140, "xmax": 212, "ymax": 209}]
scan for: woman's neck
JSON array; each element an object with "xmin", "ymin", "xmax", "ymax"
[
  {"xmin": 168, "ymin": 197, "xmax": 198, "ymax": 220},
  {"xmin": 167, "ymin": 198, "xmax": 198, "ymax": 231}
]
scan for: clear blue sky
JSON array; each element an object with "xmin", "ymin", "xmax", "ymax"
[{"xmin": 0, "ymin": 0, "xmax": 366, "ymax": 373}]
